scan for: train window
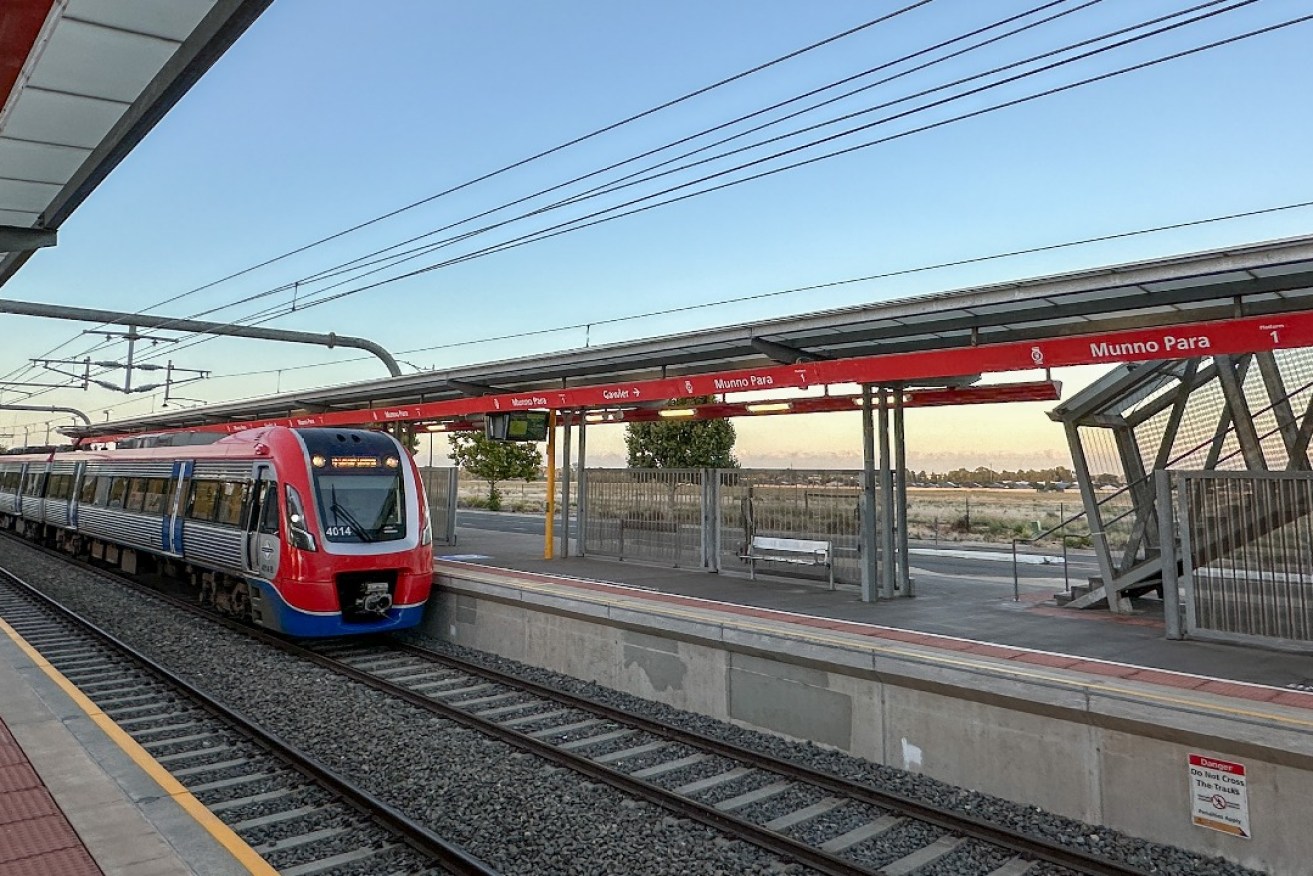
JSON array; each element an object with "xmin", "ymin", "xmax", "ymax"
[
  {"xmin": 124, "ymin": 479, "xmax": 147, "ymax": 512},
  {"xmin": 142, "ymin": 478, "xmax": 171, "ymax": 515},
  {"xmin": 257, "ymin": 483, "xmax": 280, "ymax": 535},
  {"xmin": 188, "ymin": 480, "xmax": 221, "ymax": 522},
  {"xmin": 106, "ymin": 477, "xmax": 128, "ymax": 509},
  {"xmin": 24, "ymin": 471, "xmax": 44, "ymax": 495},
  {"xmin": 79, "ymin": 476, "xmax": 99, "ymax": 504},
  {"xmin": 93, "ymin": 477, "xmax": 111, "ymax": 506},
  {"xmin": 215, "ymin": 481, "xmax": 250, "ymax": 528},
  {"xmin": 48, "ymin": 474, "xmax": 73, "ymax": 501}
]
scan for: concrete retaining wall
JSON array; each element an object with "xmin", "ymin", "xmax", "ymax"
[{"xmin": 423, "ymin": 568, "xmax": 1313, "ymax": 874}]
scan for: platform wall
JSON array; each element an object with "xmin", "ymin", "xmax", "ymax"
[{"xmin": 422, "ymin": 569, "xmax": 1313, "ymax": 874}]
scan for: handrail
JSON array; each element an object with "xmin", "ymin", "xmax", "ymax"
[{"xmin": 1019, "ymin": 365, "xmax": 1313, "ymax": 604}]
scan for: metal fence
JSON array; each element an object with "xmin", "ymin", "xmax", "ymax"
[
  {"xmin": 1164, "ymin": 471, "xmax": 1313, "ymax": 649},
  {"xmin": 581, "ymin": 468, "xmax": 863, "ymax": 585},
  {"xmin": 419, "ymin": 467, "xmax": 459, "ymax": 545},
  {"xmin": 716, "ymin": 470, "xmax": 862, "ymax": 585},
  {"xmin": 582, "ymin": 468, "xmax": 705, "ymax": 568}
]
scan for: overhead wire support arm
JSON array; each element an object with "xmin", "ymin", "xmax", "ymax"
[
  {"xmin": 0, "ymin": 404, "xmax": 90, "ymax": 425},
  {"xmin": 0, "ymin": 298, "xmax": 402, "ymax": 377}
]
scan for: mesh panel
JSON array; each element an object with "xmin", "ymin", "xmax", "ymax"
[
  {"xmin": 582, "ymin": 469, "xmax": 703, "ymax": 567},
  {"xmin": 717, "ymin": 469, "xmax": 861, "ymax": 586},
  {"xmin": 1183, "ymin": 473, "xmax": 1313, "ymax": 642}
]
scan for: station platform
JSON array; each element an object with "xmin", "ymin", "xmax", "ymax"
[
  {"xmin": 441, "ymin": 523, "xmax": 1313, "ymax": 689},
  {"xmin": 430, "ymin": 522, "xmax": 1313, "ymax": 872},
  {"xmin": 0, "ymin": 622, "xmax": 267, "ymax": 876}
]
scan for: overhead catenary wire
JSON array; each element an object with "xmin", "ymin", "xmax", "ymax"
[
  {"xmin": 270, "ymin": 0, "xmax": 1224, "ymax": 300},
  {"xmin": 111, "ymin": 197, "xmax": 1313, "ymax": 392},
  {"xmin": 138, "ymin": 0, "xmax": 1289, "ymax": 356},
  {"xmin": 0, "ymin": 1, "xmax": 934, "ymax": 389},
  {"xmin": 59, "ymin": 2, "xmax": 1294, "ymax": 420},
  {"xmin": 121, "ymin": 0, "xmax": 1263, "ymax": 367},
  {"xmin": 11, "ymin": 6, "xmax": 1309, "ymax": 423}
]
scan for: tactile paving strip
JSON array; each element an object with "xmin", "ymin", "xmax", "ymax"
[{"xmin": 0, "ymin": 718, "xmax": 102, "ymax": 876}]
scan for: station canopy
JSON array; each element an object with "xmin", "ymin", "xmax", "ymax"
[
  {"xmin": 72, "ymin": 233, "xmax": 1313, "ymax": 440},
  {"xmin": 0, "ymin": 0, "xmax": 269, "ymax": 285}
]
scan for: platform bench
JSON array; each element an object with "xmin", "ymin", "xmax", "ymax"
[{"xmin": 742, "ymin": 536, "xmax": 834, "ymax": 590}]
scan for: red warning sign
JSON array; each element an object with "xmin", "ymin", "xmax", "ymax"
[{"xmin": 1188, "ymin": 753, "xmax": 1250, "ymax": 839}]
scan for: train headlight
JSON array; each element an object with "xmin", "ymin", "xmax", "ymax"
[
  {"xmin": 311, "ymin": 454, "xmax": 327, "ymax": 468},
  {"xmin": 420, "ymin": 517, "xmax": 432, "ymax": 546}
]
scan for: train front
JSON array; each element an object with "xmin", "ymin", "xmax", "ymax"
[{"xmin": 262, "ymin": 428, "xmax": 433, "ymax": 636}]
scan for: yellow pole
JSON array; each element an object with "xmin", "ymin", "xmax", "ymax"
[{"xmin": 544, "ymin": 410, "xmax": 557, "ymax": 559}]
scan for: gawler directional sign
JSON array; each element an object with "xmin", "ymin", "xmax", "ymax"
[{"xmin": 93, "ymin": 310, "xmax": 1313, "ymax": 442}]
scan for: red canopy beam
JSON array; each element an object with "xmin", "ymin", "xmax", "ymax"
[{"xmin": 88, "ymin": 309, "xmax": 1309, "ymax": 443}]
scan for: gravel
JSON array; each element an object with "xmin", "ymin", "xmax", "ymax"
[
  {"xmin": 408, "ymin": 635, "xmax": 1269, "ymax": 876},
  {"xmin": 0, "ymin": 540, "xmax": 815, "ymax": 876},
  {"xmin": 0, "ymin": 535, "xmax": 1270, "ymax": 876}
]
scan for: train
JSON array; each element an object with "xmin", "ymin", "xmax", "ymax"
[{"xmin": 0, "ymin": 426, "xmax": 433, "ymax": 637}]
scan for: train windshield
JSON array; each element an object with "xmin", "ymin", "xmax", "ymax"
[{"xmin": 312, "ymin": 470, "xmax": 406, "ymax": 543}]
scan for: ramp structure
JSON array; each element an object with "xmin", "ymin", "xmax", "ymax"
[{"xmin": 1049, "ymin": 349, "xmax": 1313, "ymax": 612}]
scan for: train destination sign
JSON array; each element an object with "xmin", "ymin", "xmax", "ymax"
[
  {"xmin": 89, "ymin": 308, "xmax": 1313, "ymax": 442},
  {"xmin": 1188, "ymin": 754, "xmax": 1250, "ymax": 838}
]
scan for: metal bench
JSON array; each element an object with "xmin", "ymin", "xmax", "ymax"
[{"xmin": 742, "ymin": 536, "xmax": 834, "ymax": 590}]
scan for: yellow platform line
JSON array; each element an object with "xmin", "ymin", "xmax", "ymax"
[
  {"xmin": 473, "ymin": 571, "xmax": 1313, "ymax": 732},
  {"xmin": 0, "ymin": 617, "xmax": 277, "ymax": 876}
]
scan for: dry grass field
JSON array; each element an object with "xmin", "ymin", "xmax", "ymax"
[{"xmin": 453, "ymin": 475, "xmax": 1096, "ymax": 544}]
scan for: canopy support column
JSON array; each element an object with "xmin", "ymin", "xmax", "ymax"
[{"xmin": 859, "ymin": 385, "xmax": 878, "ymax": 602}]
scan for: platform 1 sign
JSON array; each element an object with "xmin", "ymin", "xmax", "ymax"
[{"xmin": 1188, "ymin": 754, "xmax": 1250, "ymax": 838}]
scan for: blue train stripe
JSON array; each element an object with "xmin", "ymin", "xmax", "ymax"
[{"xmin": 246, "ymin": 578, "xmax": 425, "ymax": 637}]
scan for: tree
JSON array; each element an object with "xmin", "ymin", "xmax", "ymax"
[
  {"xmin": 448, "ymin": 431, "xmax": 542, "ymax": 510},
  {"xmin": 625, "ymin": 397, "xmax": 738, "ymax": 468}
]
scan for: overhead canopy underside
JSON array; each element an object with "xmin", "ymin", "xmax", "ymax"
[
  {"xmin": 74, "ymin": 233, "xmax": 1313, "ymax": 439},
  {"xmin": 0, "ymin": 0, "xmax": 270, "ymax": 283}
]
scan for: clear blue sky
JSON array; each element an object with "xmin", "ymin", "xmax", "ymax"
[{"xmin": 2, "ymin": 0, "xmax": 1311, "ymax": 467}]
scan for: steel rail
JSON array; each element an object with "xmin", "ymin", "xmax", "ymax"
[
  {"xmin": 394, "ymin": 642, "xmax": 1152, "ymax": 876},
  {"xmin": 59, "ymin": 559, "xmax": 883, "ymax": 876},
  {"xmin": 0, "ymin": 562, "xmax": 500, "ymax": 876},
  {"xmin": 0, "ymin": 532, "xmax": 1153, "ymax": 876}
]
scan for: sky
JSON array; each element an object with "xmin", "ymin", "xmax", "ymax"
[{"xmin": 2, "ymin": 0, "xmax": 1312, "ymax": 470}]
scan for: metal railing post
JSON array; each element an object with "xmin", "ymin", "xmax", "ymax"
[
  {"xmin": 1011, "ymin": 539, "xmax": 1020, "ymax": 602},
  {"xmin": 1155, "ymin": 471, "xmax": 1182, "ymax": 639}
]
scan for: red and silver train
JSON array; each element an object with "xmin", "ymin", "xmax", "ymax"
[{"xmin": 0, "ymin": 427, "xmax": 433, "ymax": 637}]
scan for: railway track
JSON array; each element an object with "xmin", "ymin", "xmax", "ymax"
[
  {"xmin": 300, "ymin": 638, "xmax": 1155, "ymax": 876},
  {"xmin": 0, "ymin": 566, "xmax": 499, "ymax": 876},
  {"xmin": 0, "ymin": 536, "xmax": 1164, "ymax": 875}
]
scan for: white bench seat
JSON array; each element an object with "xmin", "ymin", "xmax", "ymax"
[{"xmin": 741, "ymin": 536, "xmax": 834, "ymax": 589}]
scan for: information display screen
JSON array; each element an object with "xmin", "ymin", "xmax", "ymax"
[{"xmin": 485, "ymin": 411, "xmax": 550, "ymax": 442}]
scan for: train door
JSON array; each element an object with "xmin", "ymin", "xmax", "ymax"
[{"xmin": 244, "ymin": 464, "xmax": 281, "ymax": 580}]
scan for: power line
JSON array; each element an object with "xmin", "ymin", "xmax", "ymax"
[
  {"xmin": 154, "ymin": 0, "xmax": 1282, "ymax": 343},
  {"xmin": 15, "ymin": 6, "xmax": 1308, "ymax": 408},
  {"xmin": 39, "ymin": 192, "xmax": 1313, "ymax": 432},
  {"xmin": 153, "ymin": 198, "xmax": 1313, "ymax": 382},
  {"xmin": 139, "ymin": 0, "xmax": 1261, "ymax": 364},
  {"xmin": 0, "ymin": 2, "xmax": 934, "ymax": 388}
]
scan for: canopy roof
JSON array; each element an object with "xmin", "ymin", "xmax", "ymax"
[
  {"xmin": 74, "ymin": 233, "xmax": 1313, "ymax": 438},
  {"xmin": 0, "ymin": 0, "xmax": 269, "ymax": 284}
]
